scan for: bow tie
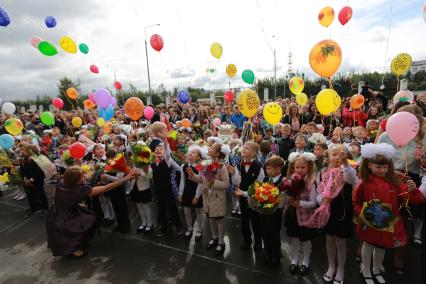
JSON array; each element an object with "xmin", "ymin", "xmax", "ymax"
[
  {"xmin": 156, "ymin": 158, "xmax": 163, "ymax": 164},
  {"xmin": 242, "ymin": 161, "xmax": 252, "ymax": 166}
]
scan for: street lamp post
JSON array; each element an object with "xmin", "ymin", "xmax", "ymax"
[{"xmin": 144, "ymin": 24, "xmax": 160, "ymax": 105}]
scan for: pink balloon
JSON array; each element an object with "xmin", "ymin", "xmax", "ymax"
[
  {"xmin": 213, "ymin": 117, "xmax": 221, "ymax": 127},
  {"xmin": 386, "ymin": 111, "xmax": 419, "ymax": 147},
  {"xmin": 52, "ymin": 97, "xmax": 64, "ymax": 109},
  {"xmin": 90, "ymin": 64, "xmax": 99, "ymax": 74},
  {"xmin": 143, "ymin": 106, "xmax": 154, "ymax": 120},
  {"xmin": 88, "ymin": 93, "xmax": 96, "ymax": 104},
  {"xmin": 31, "ymin": 36, "xmax": 42, "ymax": 48}
]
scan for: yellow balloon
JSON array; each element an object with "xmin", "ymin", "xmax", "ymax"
[
  {"xmin": 59, "ymin": 36, "xmax": 78, "ymax": 54},
  {"xmin": 318, "ymin": 6, "xmax": 335, "ymax": 27},
  {"xmin": 97, "ymin": 118, "xmax": 105, "ymax": 127},
  {"xmin": 226, "ymin": 64, "xmax": 237, "ymax": 78},
  {"xmin": 5, "ymin": 118, "xmax": 24, "ymax": 136},
  {"xmin": 315, "ymin": 89, "xmax": 341, "ymax": 115},
  {"xmin": 296, "ymin": 93, "xmax": 308, "ymax": 106},
  {"xmin": 309, "ymin": 39, "xmax": 342, "ymax": 78},
  {"xmin": 263, "ymin": 102, "xmax": 283, "ymax": 126},
  {"xmin": 237, "ymin": 89, "xmax": 260, "ymax": 118},
  {"xmin": 210, "ymin": 42, "xmax": 223, "ymax": 59},
  {"xmin": 289, "ymin": 77, "xmax": 305, "ymax": 95},
  {"xmin": 72, "ymin": 117, "xmax": 83, "ymax": 128},
  {"xmin": 391, "ymin": 53, "xmax": 412, "ymax": 76}
]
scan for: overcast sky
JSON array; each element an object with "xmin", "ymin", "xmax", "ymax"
[{"xmin": 0, "ymin": 0, "xmax": 425, "ymax": 100}]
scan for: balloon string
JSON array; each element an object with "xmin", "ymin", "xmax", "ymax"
[
  {"xmin": 328, "ymin": 78, "xmax": 334, "ymax": 90},
  {"xmin": 397, "ymin": 77, "xmax": 400, "ymax": 92}
]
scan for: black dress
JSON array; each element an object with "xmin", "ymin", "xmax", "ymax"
[
  {"xmin": 324, "ymin": 182, "xmax": 354, "ymax": 238},
  {"xmin": 181, "ymin": 164, "xmax": 203, "ymax": 208},
  {"xmin": 46, "ymin": 183, "xmax": 96, "ymax": 256}
]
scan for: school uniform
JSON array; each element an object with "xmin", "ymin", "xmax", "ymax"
[
  {"xmin": 104, "ymin": 171, "xmax": 131, "ymax": 232},
  {"xmin": 20, "ymin": 157, "xmax": 48, "ymax": 214},
  {"xmin": 179, "ymin": 163, "xmax": 203, "ymax": 208}
]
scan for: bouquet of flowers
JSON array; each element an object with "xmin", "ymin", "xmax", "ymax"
[
  {"xmin": 360, "ymin": 199, "xmax": 398, "ymax": 232},
  {"xmin": 248, "ymin": 181, "xmax": 283, "ymax": 215},
  {"xmin": 196, "ymin": 159, "xmax": 222, "ymax": 180},
  {"xmin": 130, "ymin": 142, "xmax": 154, "ymax": 169},
  {"xmin": 60, "ymin": 150, "xmax": 75, "ymax": 167},
  {"xmin": 105, "ymin": 153, "xmax": 129, "ymax": 173},
  {"xmin": 81, "ymin": 164, "xmax": 94, "ymax": 179},
  {"xmin": 229, "ymin": 146, "xmax": 243, "ymax": 166},
  {"xmin": 280, "ymin": 173, "xmax": 306, "ymax": 197},
  {"xmin": 0, "ymin": 151, "xmax": 23, "ymax": 189}
]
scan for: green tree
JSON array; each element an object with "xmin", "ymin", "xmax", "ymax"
[{"xmin": 57, "ymin": 77, "xmax": 80, "ymax": 110}]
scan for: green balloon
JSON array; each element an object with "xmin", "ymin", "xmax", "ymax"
[
  {"xmin": 40, "ymin": 111, "xmax": 55, "ymax": 126},
  {"xmin": 79, "ymin": 43, "xmax": 89, "ymax": 54},
  {"xmin": 38, "ymin": 41, "xmax": 58, "ymax": 56},
  {"xmin": 242, "ymin": 69, "xmax": 255, "ymax": 84}
]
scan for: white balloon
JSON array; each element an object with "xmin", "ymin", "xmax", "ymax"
[
  {"xmin": 393, "ymin": 90, "xmax": 414, "ymax": 105},
  {"xmin": 1, "ymin": 102, "xmax": 16, "ymax": 115}
]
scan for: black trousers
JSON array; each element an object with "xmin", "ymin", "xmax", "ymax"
[
  {"xmin": 240, "ymin": 197, "xmax": 262, "ymax": 244},
  {"xmin": 260, "ymin": 208, "xmax": 283, "ymax": 258},
  {"xmin": 157, "ymin": 186, "xmax": 182, "ymax": 229},
  {"xmin": 109, "ymin": 187, "xmax": 130, "ymax": 227},
  {"xmin": 25, "ymin": 183, "xmax": 48, "ymax": 212}
]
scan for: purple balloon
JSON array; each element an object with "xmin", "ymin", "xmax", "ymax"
[
  {"xmin": 95, "ymin": 89, "xmax": 111, "ymax": 108},
  {"xmin": 110, "ymin": 96, "xmax": 117, "ymax": 107}
]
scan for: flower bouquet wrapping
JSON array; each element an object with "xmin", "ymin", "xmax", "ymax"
[
  {"xmin": 130, "ymin": 142, "xmax": 154, "ymax": 169},
  {"xmin": 359, "ymin": 199, "xmax": 398, "ymax": 233},
  {"xmin": 248, "ymin": 181, "xmax": 283, "ymax": 215},
  {"xmin": 280, "ymin": 173, "xmax": 305, "ymax": 197},
  {"xmin": 0, "ymin": 151, "xmax": 23, "ymax": 190},
  {"xmin": 195, "ymin": 159, "xmax": 222, "ymax": 180},
  {"xmin": 105, "ymin": 153, "xmax": 130, "ymax": 173},
  {"xmin": 60, "ymin": 150, "xmax": 75, "ymax": 167}
]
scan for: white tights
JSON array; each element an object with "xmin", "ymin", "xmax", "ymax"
[
  {"xmin": 136, "ymin": 202, "xmax": 153, "ymax": 226},
  {"xmin": 290, "ymin": 237, "xmax": 312, "ymax": 267},
  {"xmin": 325, "ymin": 235, "xmax": 347, "ymax": 282},
  {"xmin": 99, "ymin": 195, "xmax": 114, "ymax": 220},
  {"xmin": 361, "ymin": 242, "xmax": 386, "ymax": 284},
  {"xmin": 209, "ymin": 218, "xmax": 225, "ymax": 245},
  {"xmin": 183, "ymin": 207, "xmax": 204, "ymax": 232}
]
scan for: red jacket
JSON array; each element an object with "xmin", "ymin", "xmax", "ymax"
[
  {"xmin": 342, "ymin": 108, "xmax": 368, "ymax": 127},
  {"xmin": 353, "ymin": 176, "xmax": 424, "ymax": 248}
]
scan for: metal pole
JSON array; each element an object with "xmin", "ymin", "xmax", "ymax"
[
  {"xmin": 144, "ymin": 37, "xmax": 152, "ymax": 105},
  {"xmin": 274, "ymin": 49, "xmax": 277, "ymax": 101}
]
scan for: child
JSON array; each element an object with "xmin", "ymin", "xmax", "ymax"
[
  {"xmin": 365, "ymin": 120, "xmax": 379, "ymax": 142},
  {"xmin": 306, "ymin": 122, "xmax": 318, "ymax": 138},
  {"xmin": 131, "ymin": 163, "xmax": 154, "ymax": 234},
  {"xmin": 353, "ymin": 126, "xmax": 367, "ymax": 145},
  {"xmin": 306, "ymin": 144, "xmax": 358, "ymax": 284},
  {"xmin": 354, "ymin": 144, "xmax": 425, "ymax": 284},
  {"xmin": 341, "ymin": 127, "xmax": 352, "ymax": 144},
  {"xmin": 285, "ymin": 152, "xmax": 318, "ymax": 276},
  {"xmin": 278, "ymin": 124, "xmax": 295, "ymax": 161},
  {"xmin": 313, "ymin": 143, "xmax": 327, "ymax": 173},
  {"xmin": 349, "ymin": 142, "xmax": 362, "ymax": 165},
  {"xmin": 260, "ymin": 155, "xmax": 286, "ymax": 267},
  {"xmin": 291, "ymin": 134, "xmax": 308, "ymax": 154},
  {"xmin": 178, "ymin": 145, "xmax": 204, "ymax": 241},
  {"xmin": 150, "ymin": 141, "xmax": 183, "ymax": 236},
  {"xmin": 229, "ymin": 139, "xmax": 243, "ymax": 217},
  {"xmin": 232, "ymin": 142, "xmax": 265, "ymax": 251},
  {"xmin": 258, "ymin": 140, "xmax": 273, "ymax": 168},
  {"xmin": 191, "ymin": 143, "xmax": 230, "ymax": 256}
]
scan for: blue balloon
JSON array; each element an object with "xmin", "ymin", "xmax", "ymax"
[
  {"xmin": 178, "ymin": 89, "xmax": 190, "ymax": 104},
  {"xmin": 0, "ymin": 134, "xmax": 14, "ymax": 149},
  {"xmin": 45, "ymin": 16, "xmax": 57, "ymax": 28},
  {"xmin": 0, "ymin": 6, "xmax": 11, "ymax": 27},
  {"xmin": 98, "ymin": 107, "xmax": 106, "ymax": 120},
  {"xmin": 104, "ymin": 104, "xmax": 115, "ymax": 121}
]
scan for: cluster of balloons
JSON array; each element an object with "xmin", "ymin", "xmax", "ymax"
[
  {"xmin": 124, "ymin": 97, "xmax": 144, "ymax": 120},
  {"xmin": 93, "ymin": 89, "xmax": 116, "ymax": 121},
  {"xmin": 309, "ymin": 39, "xmax": 342, "ymax": 78},
  {"xmin": 315, "ymin": 89, "xmax": 341, "ymax": 115},
  {"xmin": 210, "ymin": 42, "xmax": 223, "ymax": 59},
  {"xmin": 289, "ymin": 77, "xmax": 308, "ymax": 106},
  {"xmin": 178, "ymin": 89, "xmax": 190, "ymax": 104},
  {"xmin": 242, "ymin": 69, "xmax": 255, "ymax": 84},
  {"xmin": 318, "ymin": 6, "xmax": 353, "ymax": 27},
  {"xmin": 391, "ymin": 53, "xmax": 412, "ymax": 76},
  {"xmin": 0, "ymin": 6, "xmax": 10, "ymax": 27},
  {"xmin": 387, "ymin": 112, "xmax": 419, "ymax": 147},
  {"xmin": 150, "ymin": 34, "xmax": 164, "ymax": 52},
  {"xmin": 34, "ymin": 32, "xmax": 89, "ymax": 57},
  {"xmin": 263, "ymin": 102, "xmax": 283, "ymax": 126},
  {"xmin": 237, "ymin": 89, "xmax": 260, "ymax": 118},
  {"xmin": 224, "ymin": 90, "xmax": 234, "ymax": 103}
]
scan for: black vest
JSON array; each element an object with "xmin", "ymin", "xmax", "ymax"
[
  {"xmin": 238, "ymin": 160, "xmax": 262, "ymax": 192},
  {"xmin": 263, "ymin": 174, "xmax": 284, "ymax": 187},
  {"xmin": 151, "ymin": 159, "xmax": 172, "ymax": 189},
  {"xmin": 183, "ymin": 164, "xmax": 199, "ymax": 193}
]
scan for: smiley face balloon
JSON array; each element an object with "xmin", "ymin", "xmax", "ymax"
[
  {"xmin": 263, "ymin": 102, "xmax": 283, "ymax": 126},
  {"xmin": 59, "ymin": 36, "xmax": 77, "ymax": 54}
]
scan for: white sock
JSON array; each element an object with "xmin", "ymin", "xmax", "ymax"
[
  {"xmin": 216, "ymin": 218, "xmax": 225, "ymax": 245},
  {"xmin": 195, "ymin": 208, "xmax": 204, "ymax": 233},
  {"xmin": 291, "ymin": 237, "xmax": 300, "ymax": 265},
  {"xmin": 372, "ymin": 247, "xmax": 386, "ymax": 276},
  {"xmin": 232, "ymin": 194, "xmax": 239, "ymax": 210},
  {"xmin": 136, "ymin": 203, "xmax": 146, "ymax": 226},
  {"xmin": 99, "ymin": 195, "xmax": 113, "ymax": 220},
  {"xmin": 302, "ymin": 241, "xmax": 312, "ymax": 267},
  {"xmin": 209, "ymin": 218, "xmax": 218, "ymax": 240},
  {"xmin": 183, "ymin": 207, "xmax": 193, "ymax": 231},
  {"xmin": 325, "ymin": 235, "xmax": 336, "ymax": 277},
  {"xmin": 335, "ymin": 237, "xmax": 347, "ymax": 282},
  {"xmin": 361, "ymin": 242, "xmax": 373, "ymax": 277},
  {"xmin": 414, "ymin": 219, "xmax": 423, "ymax": 240},
  {"xmin": 142, "ymin": 203, "xmax": 153, "ymax": 226}
]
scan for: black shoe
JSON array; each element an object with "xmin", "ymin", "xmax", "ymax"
[
  {"xmin": 207, "ymin": 239, "xmax": 218, "ymax": 250},
  {"xmin": 289, "ymin": 264, "xmax": 298, "ymax": 275},
  {"xmin": 253, "ymin": 243, "xmax": 262, "ymax": 252},
  {"xmin": 136, "ymin": 225, "xmax": 147, "ymax": 233},
  {"xmin": 183, "ymin": 230, "xmax": 193, "ymax": 239},
  {"xmin": 102, "ymin": 218, "xmax": 114, "ymax": 227},
  {"xmin": 144, "ymin": 225, "xmax": 154, "ymax": 234},
  {"xmin": 214, "ymin": 243, "xmax": 225, "ymax": 256},
  {"xmin": 240, "ymin": 241, "xmax": 251, "ymax": 250},
  {"xmin": 299, "ymin": 265, "xmax": 309, "ymax": 276},
  {"xmin": 194, "ymin": 232, "xmax": 203, "ymax": 242},
  {"xmin": 231, "ymin": 209, "xmax": 237, "ymax": 217}
]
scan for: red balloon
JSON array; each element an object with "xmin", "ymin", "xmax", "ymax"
[
  {"xmin": 150, "ymin": 34, "xmax": 164, "ymax": 52},
  {"xmin": 338, "ymin": 6, "xmax": 353, "ymax": 26},
  {"xmin": 114, "ymin": 81, "xmax": 122, "ymax": 90},
  {"xmin": 52, "ymin": 97, "xmax": 64, "ymax": 109},
  {"xmin": 69, "ymin": 142, "xmax": 87, "ymax": 160},
  {"xmin": 90, "ymin": 64, "xmax": 99, "ymax": 74},
  {"xmin": 224, "ymin": 90, "xmax": 234, "ymax": 103}
]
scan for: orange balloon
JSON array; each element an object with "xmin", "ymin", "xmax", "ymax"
[
  {"xmin": 309, "ymin": 39, "xmax": 342, "ymax": 78},
  {"xmin": 83, "ymin": 99, "xmax": 94, "ymax": 109},
  {"xmin": 350, "ymin": 94, "xmax": 365, "ymax": 109},
  {"xmin": 181, "ymin": 118, "xmax": 191, "ymax": 128},
  {"xmin": 124, "ymin": 97, "xmax": 144, "ymax": 120},
  {"xmin": 66, "ymin": 87, "xmax": 79, "ymax": 99},
  {"xmin": 318, "ymin": 7, "xmax": 335, "ymax": 27}
]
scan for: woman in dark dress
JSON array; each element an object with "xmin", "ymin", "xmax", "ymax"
[{"xmin": 46, "ymin": 166, "xmax": 137, "ymax": 257}]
